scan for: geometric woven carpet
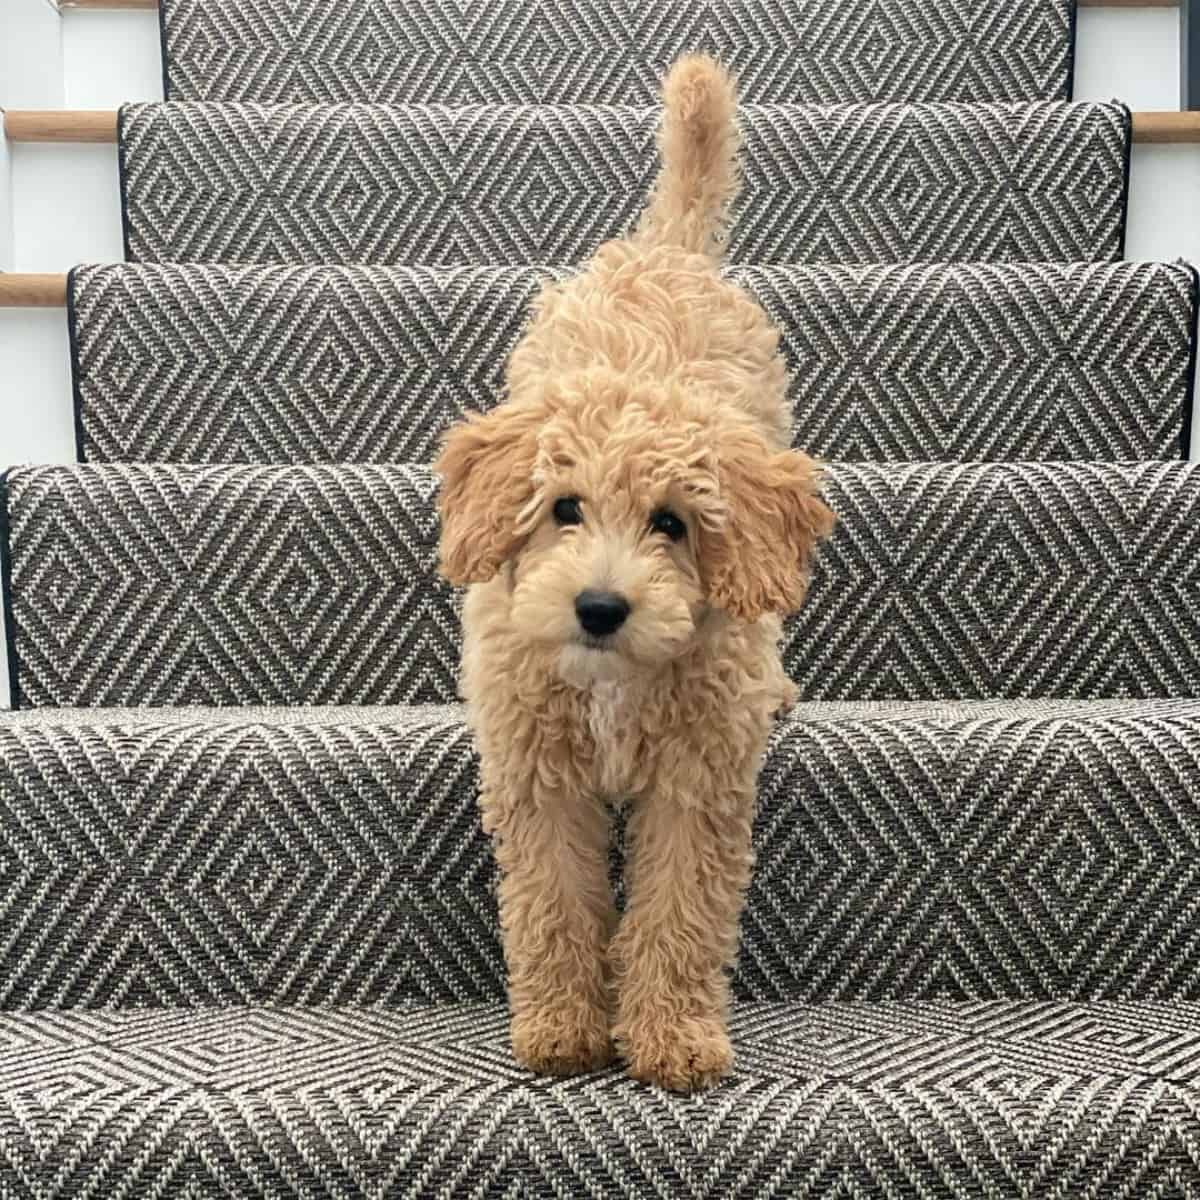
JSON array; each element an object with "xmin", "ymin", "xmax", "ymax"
[
  {"xmin": 2, "ymin": 999, "xmax": 1200, "ymax": 1196},
  {"xmin": 5, "ymin": 462, "xmax": 1200, "ymax": 709},
  {"xmin": 3, "ymin": 0, "xmax": 1198, "ymax": 1188},
  {"xmin": 68, "ymin": 260, "xmax": 1199, "ymax": 464},
  {"xmin": 118, "ymin": 101, "xmax": 1132, "ymax": 266},
  {"xmin": 4, "ymin": 700, "xmax": 1200, "ymax": 1009},
  {"xmin": 786, "ymin": 461, "xmax": 1200, "ymax": 700},
  {"xmin": 158, "ymin": 0, "xmax": 1078, "ymax": 105}
]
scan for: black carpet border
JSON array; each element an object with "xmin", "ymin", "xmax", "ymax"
[
  {"xmin": 117, "ymin": 105, "xmax": 135, "ymax": 263},
  {"xmin": 1066, "ymin": 0, "xmax": 1079, "ymax": 102},
  {"xmin": 1183, "ymin": 260, "xmax": 1200, "ymax": 460},
  {"xmin": 157, "ymin": 0, "xmax": 173, "ymax": 102},
  {"xmin": 0, "ymin": 471, "xmax": 22, "ymax": 710},
  {"xmin": 66, "ymin": 266, "xmax": 89, "ymax": 464},
  {"xmin": 1116, "ymin": 102, "xmax": 1134, "ymax": 262}
]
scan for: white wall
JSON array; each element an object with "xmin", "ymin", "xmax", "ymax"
[
  {"xmin": 0, "ymin": 0, "xmax": 65, "ymax": 112},
  {"xmin": 61, "ymin": 8, "xmax": 164, "ymax": 109},
  {"xmin": 0, "ymin": 132, "xmax": 12, "ymax": 280},
  {"xmin": 1075, "ymin": 6, "xmax": 1180, "ymax": 110}
]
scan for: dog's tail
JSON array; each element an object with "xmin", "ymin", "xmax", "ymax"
[{"xmin": 636, "ymin": 54, "xmax": 740, "ymax": 258}]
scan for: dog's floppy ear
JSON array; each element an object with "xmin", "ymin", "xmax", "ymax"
[
  {"xmin": 701, "ymin": 425, "xmax": 836, "ymax": 622},
  {"xmin": 435, "ymin": 404, "xmax": 542, "ymax": 586}
]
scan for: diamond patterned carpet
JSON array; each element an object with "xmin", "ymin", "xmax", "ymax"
[
  {"xmin": 0, "ymin": 465, "xmax": 457, "ymax": 708},
  {"xmin": 5, "ymin": 0, "xmax": 1199, "ymax": 1192},
  {"xmin": 68, "ymin": 260, "xmax": 1198, "ymax": 464},
  {"xmin": 4, "ymin": 462, "xmax": 1200, "ymax": 709},
  {"xmin": 159, "ymin": 0, "xmax": 1077, "ymax": 104},
  {"xmin": 118, "ymin": 101, "xmax": 1132, "ymax": 266},
  {"xmin": 3, "ymin": 1000, "xmax": 1200, "ymax": 1197},
  {"xmin": 3, "ymin": 701, "xmax": 1200, "ymax": 1010}
]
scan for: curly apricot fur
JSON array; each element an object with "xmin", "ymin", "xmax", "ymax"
[{"xmin": 435, "ymin": 55, "xmax": 834, "ymax": 1093}]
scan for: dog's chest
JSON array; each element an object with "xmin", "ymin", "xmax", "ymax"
[{"xmin": 585, "ymin": 681, "xmax": 643, "ymax": 796}]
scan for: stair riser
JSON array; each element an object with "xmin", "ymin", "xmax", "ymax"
[
  {"xmin": 68, "ymin": 261, "xmax": 1199, "ymax": 465},
  {"xmin": 4, "ymin": 462, "xmax": 1200, "ymax": 708},
  {"xmin": 3, "ymin": 702, "xmax": 1200, "ymax": 1008},
  {"xmin": 120, "ymin": 102, "xmax": 1131, "ymax": 266},
  {"xmin": 161, "ymin": 0, "xmax": 1076, "ymax": 104}
]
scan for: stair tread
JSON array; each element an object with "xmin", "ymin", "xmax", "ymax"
[
  {"xmin": 68, "ymin": 260, "xmax": 1198, "ymax": 465},
  {"xmin": 3, "ymin": 695, "xmax": 1199, "ymax": 728},
  {"xmin": 118, "ymin": 100, "xmax": 1131, "ymax": 267},
  {"xmin": 5, "ymin": 461, "xmax": 1200, "ymax": 709},
  {"xmin": 3, "ymin": 696, "xmax": 1200, "ymax": 1010},
  {"xmin": 3, "ymin": 997, "xmax": 1199, "ymax": 1192},
  {"xmin": 0, "ymin": 701, "xmax": 467, "ymax": 730}
]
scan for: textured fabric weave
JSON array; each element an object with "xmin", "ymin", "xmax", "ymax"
[
  {"xmin": 160, "ymin": 0, "xmax": 1077, "ymax": 104},
  {"xmin": 3, "ymin": 701, "xmax": 1200, "ymax": 1008},
  {"xmin": 787, "ymin": 461, "xmax": 1200, "ymax": 700},
  {"xmin": 118, "ymin": 101, "xmax": 1132, "ymax": 266},
  {"xmin": 5, "ymin": 462, "xmax": 1200, "ymax": 709},
  {"xmin": 0, "ymin": 465, "xmax": 458, "ymax": 708},
  {"xmin": 68, "ymin": 261, "xmax": 1198, "ymax": 464},
  {"xmin": 6, "ymin": 0, "xmax": 1197, "ymax": 1192},
  {"xmin": 2, "ymin": 1000, "xmax": 1200, "ymax": 1196}
]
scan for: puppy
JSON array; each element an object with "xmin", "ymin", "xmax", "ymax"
[{"xmin": 435, "ymin": 55, "xmax": 835, "ymax": 1092}]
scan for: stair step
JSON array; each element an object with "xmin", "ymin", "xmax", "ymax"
[
  {"xmin": 0, "ymin": 465, "xmax": 455, "ymax": 708},
  {"xmin": 159, "ymin": 0, "xmax": 1075, "ymax": 105},
  {"xmin": 119, "ymin": 101, "xmax": 1131, "ymax": 267},
  {"xmin": 3, "ymin": 462, "xmax": 1199, "ymax": 709},
  {"xmin": 2, "ymin": 699, "xmax": 1200, "ymax": 1008},
  {"xmin": 1, "ymin": 997, "xmax": 1197, "ymax": 1192},
  {"xmin": 68, "ymin": 260, "xmax": 1199, "ymax": 464}
]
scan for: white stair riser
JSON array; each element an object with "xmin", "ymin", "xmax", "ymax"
[{"xmin": 1076, "ymin": 7, "xmax": 1180, "ymax": 108}]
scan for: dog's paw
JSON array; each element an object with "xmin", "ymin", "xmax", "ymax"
[
  {"xmin": 511, "ymin": 1004, "xmax": 614, "ymax": 1077},
  {"xmin": 617, "ymin": 1013, "xmax": 734, "ymax": 1093}
]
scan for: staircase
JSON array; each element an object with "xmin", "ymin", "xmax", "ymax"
[{"xmin": 3, "ymin": 0, "xmax": 1200, "ymax": 1194}]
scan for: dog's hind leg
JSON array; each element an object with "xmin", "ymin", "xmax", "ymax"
[{"xmin": 483, "ymin": 776, "xmax": 616, "ymax": 1076}]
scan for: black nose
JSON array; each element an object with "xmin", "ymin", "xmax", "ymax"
[{"xmin": 575, "ymin": 589, "xmax": 631, "ymax": 637}]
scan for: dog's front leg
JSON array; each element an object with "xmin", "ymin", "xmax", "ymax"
[
  {"xmin": 484, "ymin": 778, "xmax": 616, "ymax": 1076},
  {"xmin": 610, "ymin": 778, "xmax": 755, "ymax": 1092}
]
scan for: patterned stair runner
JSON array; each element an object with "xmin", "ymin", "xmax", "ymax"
[
  {"xmin": 68, "ymin": 260, "xmax": 1199, "ymax": 463},
  {"xmin": 2, "ymin": 700, "xmax": 1200, "ymax": 1009},
  {"xmin": 159, "ymin": 0, "xmax": 1077, "ymax": 104},
  {"xmin": 4, "ymin": 462, "xmax": 1200, "ymax": 709},
  {"xmin": 5, "ymin": 0, "xmax": 1200, "ymax": 1191},
  {"xmin": 118, "ymin": 101, "xmax": 1132, "ymax": 266},
  {"xmin": 4, "ymin": 998, "xmax": 1200, "ymax": 1194}
]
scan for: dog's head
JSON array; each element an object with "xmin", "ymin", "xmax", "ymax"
[{"xmin": 436, "ymin": 369, "xmax": 835, "ymax": 682}]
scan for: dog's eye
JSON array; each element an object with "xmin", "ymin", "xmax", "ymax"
[
  {"xmin": 553, "ymin": 496, "xmax": 584, "ymax": 527},
  {"xmin": 650, "ymin": 508, "xmax": 686, "ymax": 541}
]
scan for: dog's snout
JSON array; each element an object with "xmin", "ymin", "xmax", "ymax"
[{"xmin": 575, "ymin": 590, "xmax": 631, "ymax": 637}]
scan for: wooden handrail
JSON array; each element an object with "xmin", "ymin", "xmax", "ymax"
[
  {"xmin": 1134, "ymin": 110, "xmax": 1200, "ymax": 139},
  {"xmin": 0, "ymin": 275, "xmax": 69, "ymax": 308},
  {"xmin": 58, "ymin": 0, "xmax": 159, "ymax": 8},
  {"xmin": 6, "ymin": 108, "xmax": 1200, "ymax": 144},
  {"xmin": 3, "ymin": 110, "xmax": 119, "ymax": 143}
]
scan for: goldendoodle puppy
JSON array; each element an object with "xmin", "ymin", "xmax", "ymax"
[{"xmin": 436, "ymin": 54, "xmax": 835, "ymax": 1092}]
